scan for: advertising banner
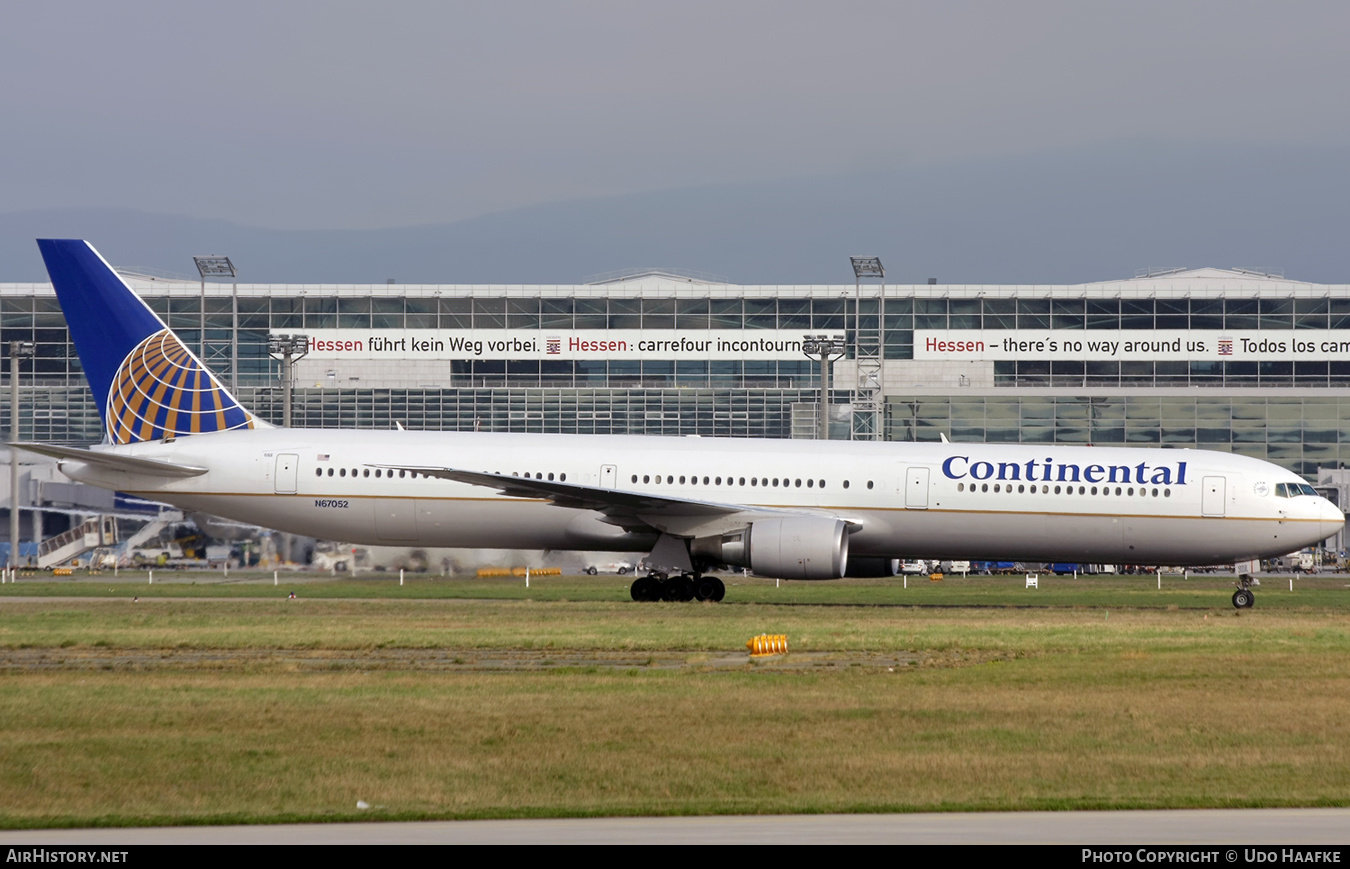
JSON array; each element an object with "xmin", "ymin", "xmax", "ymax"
[
  {"xmin": 291, "ymin": 329, "xmax": 810, "ymax": 361},
  {"xmin": 915, "ymin": 330, "xmax": 1350, "ymax": 362}
]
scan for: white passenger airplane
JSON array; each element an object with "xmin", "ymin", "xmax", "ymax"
[{"xmin": 16, "ymin": 240, "xmax": 1344, "ymax": 607}]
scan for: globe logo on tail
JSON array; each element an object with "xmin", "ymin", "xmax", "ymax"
[{"xmin": 107, "ymin": 329, "xmax": 255, "ymax": 444}]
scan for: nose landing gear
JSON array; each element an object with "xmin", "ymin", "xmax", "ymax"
[{"xmin": 1232, "ymin": 575, "xmax": 1256, "ymax": 609}]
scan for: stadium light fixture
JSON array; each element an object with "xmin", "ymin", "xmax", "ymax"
[{"xmin": 850, "ymin": 256, "xmax": 884, "ymax": 280}]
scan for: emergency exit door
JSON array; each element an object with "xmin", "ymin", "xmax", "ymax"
[
  {"xmin": 275, "ymin": 454, "xmax": 298, "ymax": 494},
  {"xmin": 905, "ymin": 467, "xmax": 930, "ymax": 509},
  {"xmin": 1201, "ymin": 476, "xmax": 1226, "ymax": 517}
]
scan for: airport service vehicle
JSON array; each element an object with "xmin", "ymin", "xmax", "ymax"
[
  {"xmin": 1268, "ymin": 550, "xmax": 1319, "ymax": 573},
  {"xmin": 585, "ymin": 561, "xmax": 635, "ymax": 575},
  {"xmin": 17, "ymin": 240, "xmax": 1345, "ymax": 608}
]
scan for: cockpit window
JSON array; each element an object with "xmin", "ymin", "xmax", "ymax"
[{"xmin": 1275, "ymin": 483, "xmax": 1319, "ymax": 498}]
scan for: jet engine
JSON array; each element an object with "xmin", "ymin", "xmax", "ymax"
[
  {"xmin": 691, "ymin": 516, "xmax": 850, "ymax": 580},
  {"xmin": 844, "ymin": 557, "xmax": 900, "ymax": 578}
]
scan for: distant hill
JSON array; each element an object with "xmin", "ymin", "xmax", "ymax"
[{"xmin": 3, "ymin": 140, "xmax": 1348, "ymax": 285}]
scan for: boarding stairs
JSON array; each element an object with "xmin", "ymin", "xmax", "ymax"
[
  {"xmin": 37, "ymin": 516, "xmax": 118, "ymax": 568},
  {"xmin": 119, "ymin": 511, "xmax": 182, "ymax": 552}
]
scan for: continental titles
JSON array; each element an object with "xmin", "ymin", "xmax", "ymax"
[{"xmin": 942, "ymin": 455, "xmax": 1188, "ymax": 486}]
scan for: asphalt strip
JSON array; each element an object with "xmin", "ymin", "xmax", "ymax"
[{"xmin": 1, "ymin": 808, "xmax": 1347, "ymax": 845}]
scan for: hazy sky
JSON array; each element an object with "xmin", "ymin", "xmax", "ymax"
[{"xmin": 4, "ymin": 1, "xmax": 1348, "ymax": 231}]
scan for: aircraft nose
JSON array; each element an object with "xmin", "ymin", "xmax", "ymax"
[{"xmin": 1319, "ymin": 498, "xmax": 1345, "ymax": 538}]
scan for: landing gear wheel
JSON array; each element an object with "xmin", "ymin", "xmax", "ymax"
[
  {"xmin": 1232, "ymin": 588, "xmax": 1255, "ymax": 609},
  {"xmin": 662, "ymin": 576, "xmax": 695, "ymax": 602},
  {"xmin": 630, "ymin": 576, "xmax": 659, "ymax": 602},
  {"xmin": 694, "ymin": 576, "xmax": 725, "ymax": 602}
]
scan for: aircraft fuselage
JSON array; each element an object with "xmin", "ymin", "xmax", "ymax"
[{"xmin": 56, "ymin": 429, "xmax": 1344, "ymax": 568}]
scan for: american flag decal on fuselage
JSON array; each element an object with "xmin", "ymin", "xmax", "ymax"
[{"xmin": 106, "ymin": 329, "xmax": 255, "ymax": 445}]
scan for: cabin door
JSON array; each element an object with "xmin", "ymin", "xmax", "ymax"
[
  {"xmin": 904, "ymin": 467, "xmax": 930, "ymax": 509},
  {"xmin": 1201, "ymin": 476, "xmax": 1226, "ymax": 517},
  {"xmin": 274, "ymin": 454, "xmax": 299, "ymax": 494},
  {"xmin": 600, "ymin": 464, "xmax": 618, "ymax": 489}
]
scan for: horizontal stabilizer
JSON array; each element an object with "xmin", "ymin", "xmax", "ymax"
[{"xmin": 10, "ymin": 442, "xmax": 208, "ymax": 478}]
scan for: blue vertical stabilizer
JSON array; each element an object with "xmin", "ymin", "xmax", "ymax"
[{"xmin": 36, "ymin": 239, "xmax": 258, "ymax": 444}]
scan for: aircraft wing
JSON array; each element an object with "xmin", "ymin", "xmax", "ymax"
[
  {"xmin": 371, "ymin": 464, "xmax": 825, "ymax": 537},
  {"xmin": 10, "ymin": 442, "xmax": 209, "ymax": 478}
]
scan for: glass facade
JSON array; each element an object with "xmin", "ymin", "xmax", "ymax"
[
  {"xmin": 885, "ymin": 393, "xmax": 1350, "ymax": 480},
  {"xmin": 6, "ymin": 267, "xmax": 1350, "ymax": 481}
]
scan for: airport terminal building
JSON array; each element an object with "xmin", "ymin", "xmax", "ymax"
[{"xmin": 7, "ymin": 264, "xmax": 1350, "ymax": 496}]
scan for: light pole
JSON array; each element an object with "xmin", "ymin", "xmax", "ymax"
[
  {"xmin": 8, "ymin": 341, "xmax": 34, "ymax": 568},
  {"xmin": 267, "ymin": 334, "xmax": 307, "ymax": 568},
  {"xmin": 268, "ymin": 334, "xmax": 310, "ymax": 428},
  {"xmin": 849, "ymin": 256, "xmax": 885, "ymax": 441},
  {"xmin": 801, "ymin": 334, "xmax": 847, "ymax": 440},
  {"xmin": 193, "ymin": 255, "xmax": 236, "ymax": 371}
]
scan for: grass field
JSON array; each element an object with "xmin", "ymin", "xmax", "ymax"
[
  {"xmin": 1, "ymin": 572, "xmax": 1348, "ymax": 827},
  {"xmin": 4, "ymin": 568, "xmax": 1348, "ymax": 608}
]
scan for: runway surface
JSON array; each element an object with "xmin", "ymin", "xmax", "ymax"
[{"xmin": 3, "ymin": 809, "xmax": 1348, "ymax": 844}]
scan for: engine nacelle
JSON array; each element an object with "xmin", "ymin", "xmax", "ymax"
[
  {"xmin": 693, "ymin": 516, "xmax": 850, "ymax": 580},
  {"xmin": 844, "ymin": 557, "xmax": 900, "ymax": 578}
]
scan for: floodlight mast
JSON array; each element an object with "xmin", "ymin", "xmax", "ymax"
[
  {"xmin": 850, "ymin": 257, "xmax": 884, "ymax": 280},
  {"xmin": 267, "ymin": 334, "xmax": 310, "ymax": 428},
  {"xmin": 8, "ymin": 341, "xmax": 34, "ymax": 570},
  {"xmin": 802, "ymin": 334, "xmax": 847, "ymax": 440},
  {"xmin": 849, "ymin": 256, "xmax": 885, "ymax": 441},
  {"xmin": 193, "ymin": 256, "xmax": 237, "ymax": 379}
]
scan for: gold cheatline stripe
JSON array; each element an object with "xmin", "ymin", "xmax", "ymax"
[{"xmin": 114, "ymin": 490, "xmax": 1328, "ymax": 522}]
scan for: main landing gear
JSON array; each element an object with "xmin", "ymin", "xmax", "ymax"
[
  {"xmin": 630, "ymin": 572, "xmax": 725, "ymax": 603},
  {"xmin": 1232, "ymin": 575, "xmax": 1256, "ymax": 609}
]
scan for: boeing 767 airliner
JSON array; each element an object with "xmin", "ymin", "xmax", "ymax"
[{"xmin": 15, "ymin": 240, "xmax": 1344, "ymax": 607}]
